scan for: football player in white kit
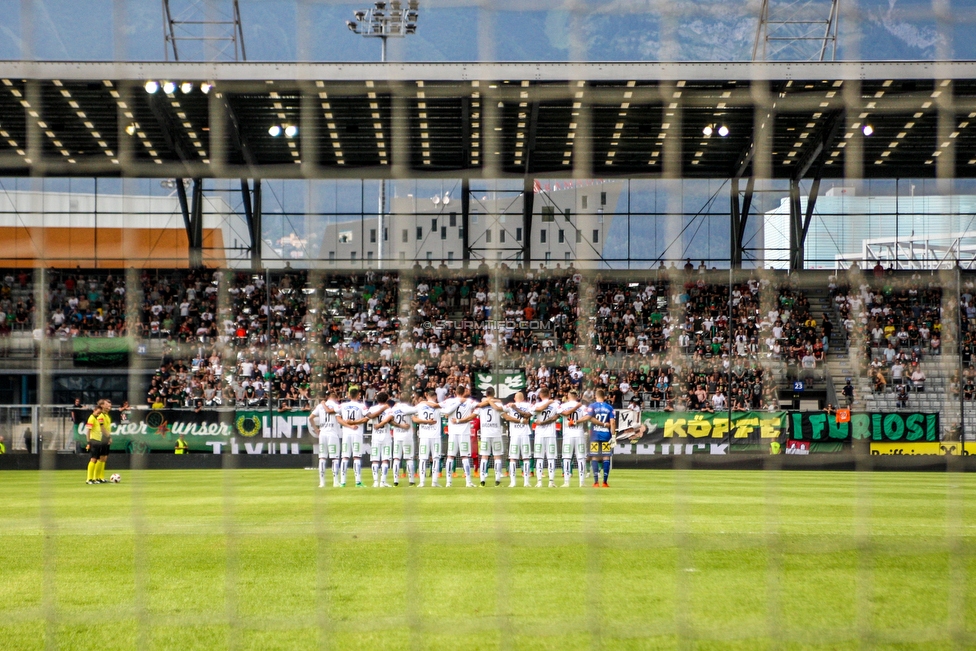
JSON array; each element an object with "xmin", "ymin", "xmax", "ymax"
[
  {"xmin": 414, "ymin": 389, "xmax": 443, "ymax": 488},
  {"xmin": 309, "ymin": 391, "xmax": 341, "ymax": 487},
  {"xmin": 503, "ymin": 391, "xmax": 534, "ymax": 487},
  {"xmin": 440, "ymin": 385, "xmax": 478, "ymax": 488},
  {"xmin": 559, "ymin": 390, "xmax": 588, "ymax": 487},
  {"xmin": 531, "ymin": 388, "xmax": 561, "ymax": 488},
  {"xmin": 389, "ymin": 394, "xmax": 420, "ymax": 487},
  {"xmin": 366, "ymin": 393, "xmax": 393, "ymax": 487},
  {"xmin": 474, "ymin": 387, "xmax": 506, "ymax": 487},
  {"xmin": 337, "ymin": 388, "xmax": 370, "ymax": 488}
]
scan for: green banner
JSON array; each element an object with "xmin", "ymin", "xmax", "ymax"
[
  {"xmin": 73, "ymin": 409, "xmax": 315, "ymax": 454},
  {"xmin": 629, "ymin": 411, "xmax": 788, "ymax": 443},
  {"xmin": 789, "ymin": 412, "xmax": 940, "ymax": 442}
]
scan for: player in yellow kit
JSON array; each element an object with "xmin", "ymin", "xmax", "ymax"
[{"xmin": 85, "ymin": 399, "xmax": 113, "ymax": 484}]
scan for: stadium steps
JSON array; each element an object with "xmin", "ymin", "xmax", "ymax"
[
  {"xmin": 802, "ymin": 287, "xmax": 856, "ymax": 408},
  {"xmin": 803, "ymin": 289, "xmax": 847, "ymax": 353}
]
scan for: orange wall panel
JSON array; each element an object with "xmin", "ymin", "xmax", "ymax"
[{"xmin": 0, "ymin": 227, "xmax": 227, "ymax": 268}]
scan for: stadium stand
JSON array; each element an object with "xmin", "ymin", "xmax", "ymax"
[{"xmin": 0, "ymin": 265, "xmax": 970, "ymax": 434}]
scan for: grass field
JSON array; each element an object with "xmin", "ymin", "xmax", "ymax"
[{"xmin": 2, "ymin": 468, "xmax": 975, "ymax": 650}]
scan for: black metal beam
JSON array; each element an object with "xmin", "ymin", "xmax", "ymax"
[
  {"xmin": 730, "ymin": 178, "xmax": 740, "ymax": 268},
  {"xmin": 788, "ymin": 176, "xmax": 824, "ymax": 271},
  {"xmin": 788, "ymin": 178, "xmax": 803, "ymax": 271},
  {"xmin": 795, "ymin": 110, "xmax": 845, "ymax": 180},
  {"xmin": 789, "ymin": 110, "xmax": 842, "ymax": 270},
  {"xmin": 252, "ymin": 180, "xmax": 262, "ymax": 268},
  {"xmin": 240, "ymin": 178, "xmax": 263, "ymax": 269},
  {"xmin": 522, "ymin": 176, "xmax": 534, "ymax": 268},
  {"xmin": 176, "ymin": 178, "xmax": 191, "ymax": 236},
  {"xmin": 800, "ymin": 176, "xmax": 822, "ymax": 252},
  {"xmin": 461, "ymin": 177, "xmax": 470, "ymax": 268},
  {"xmin": 730, "ymin": 177, "xmax": 755, "ymax": 268},
  {"xmin": 733, "ymin": 141, "xmax": 755, "ymax": 179},
  {"xmin": 189, "ymin": 178, "xmax": 204, "ymax": 268}
]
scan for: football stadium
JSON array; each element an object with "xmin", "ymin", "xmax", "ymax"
[{"xmin": 3, "ymin": 1, "xmax": 976, "ymax": 649}]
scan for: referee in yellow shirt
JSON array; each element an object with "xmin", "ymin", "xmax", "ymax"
[{"xmin": 85, "ymin": 399, "xmax": 113, "ymax": 484}]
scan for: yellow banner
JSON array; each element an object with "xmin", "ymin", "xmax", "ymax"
[{"xmin": 869, "ymin": 442, "xmax": 970, "ymax": 456}]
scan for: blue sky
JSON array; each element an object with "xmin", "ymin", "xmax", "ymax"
[{"xmin": 0, "ymin": 0, "xmax": 971, "ymax": 62}]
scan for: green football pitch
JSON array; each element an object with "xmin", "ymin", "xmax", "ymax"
[{"xmin": 2, "ymin": 468, "xmax": 975, "ymax": 650}]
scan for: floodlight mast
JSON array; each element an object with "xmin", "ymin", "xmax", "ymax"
[{"xmin": 348, "ymin": 1, "xmax": 420, "ymax": 269}]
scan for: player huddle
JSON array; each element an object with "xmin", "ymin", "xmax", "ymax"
[{"xmin": 308, "ymin": 386, "xmax": 619, "ymax": 489}]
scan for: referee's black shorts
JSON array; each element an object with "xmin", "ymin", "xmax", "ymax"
[{"xmin": 88, "ymin": 441, "xmax": 109, "ymax": 458}]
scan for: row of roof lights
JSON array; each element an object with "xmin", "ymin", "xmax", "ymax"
[
  {"xmin": 145, "ymin": 81, "xmax": 212, "ymax": 95},
  {"xmin": 268, "ymin": 124, "xmax": 298, "ymax": 138},
  {"xmin": 470, "ymin": 82, "xmax": 480, "ymax": 165},
  {"xmin": 317, "ymin": 85, "xmax": 342, "ymax": 165},
  {"xmin": 416, "ymin": 82, "xmax": 430, "ymax": 165},
  {"xmin": 605, "ymin": 81, "xmax": 635, "ymax": 166},
  {"xmin": 8, "ymin": 77, "xmax": 974, "ymax": 170},
  {"xmin": 1, "ymin": 80, "xmax": 26, "ymax": 160},
  {"xmin": 620, "ymin": 86, "xmax": 633, "ymax": 163},
  {"xmin": 514, "ymin": 81, "xmax": 529, "ymax": 166},
  {"xmin": 563, "ymin": 81, "xmax": 585, "ymax": 166},
  {"xmin": 367, "ymin": 81, "xmax": 386, "ymax": 164}
]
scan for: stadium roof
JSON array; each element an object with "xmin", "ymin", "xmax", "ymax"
[{"xmin": 1, "ymin": 60, "xmax": 976, "ymax": 180}]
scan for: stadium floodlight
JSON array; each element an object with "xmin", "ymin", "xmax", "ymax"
[
  {"xmin": 268, "ymin": 125, "xmax": 282, "ymax": 137},
  {"xmin": 180, "ymin": 82, "xmax": 193, "ymax": 94},
  {"xmin": 703, "ymin": 125, "xmax": 713, "ymax": 136},
  {"xmin": 350, "ymin": 0, "xmax": 419, "ymax": 50},
  {"xmin": 162, "ymin": 81, "xmax": 176, "ymax": 94},
  {"xmin": 349, "ymin": 1, "xmax": 420, "ymax": 270},
  {"xmin": 125, "ymin": 124, "xmax": 137, "ymax": 136},
  {"xmin": 862, "ymin": 124, "xmax": 874, "ymax": 136},
  {"xmin": 200, "ymin": 82, "xmax": 212, "ymax": 94},
  {"xmin": 144, "ymin": 80, "xmax": 159, "ymax": 94},
  {"xmin": 284, "ymin": 125, "xmax": 298, "ymax": 138},
  {"xmin": 718, "ymin": 125, "xmax": 730, "ymax": 137}
]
